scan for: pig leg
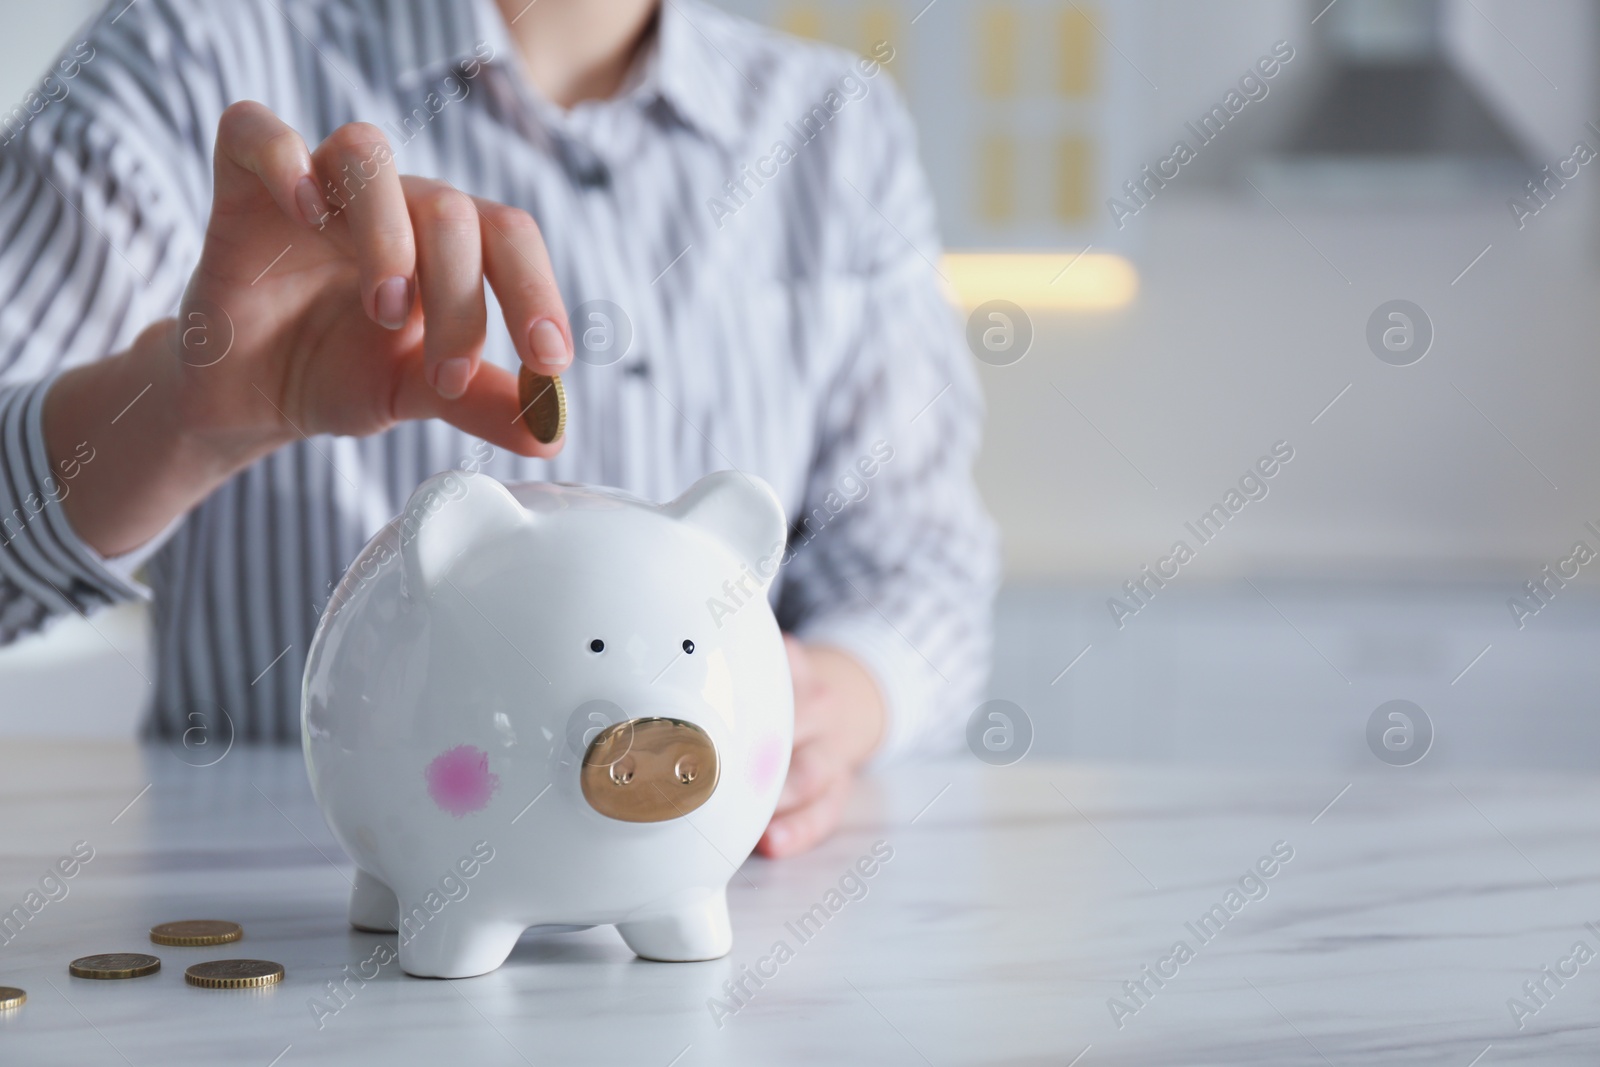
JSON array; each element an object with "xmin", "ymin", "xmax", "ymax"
[
  {"xmin": 348, "ymin": 869, "xmax": 399, "ymax": 933},
  {"xmin": 395, "ymin": 897, "xmax": 525, "ymax": 979},
  {"xmin": 616, "ymin": 890, "xmax": 732, "ymax": 962}
]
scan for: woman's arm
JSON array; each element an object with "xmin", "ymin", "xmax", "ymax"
[{"xmin": 2, "ymin": 47, "xmax": 576, "ymax": 645}]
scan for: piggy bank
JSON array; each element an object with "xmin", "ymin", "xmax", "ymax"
[{"xmin": 302, "ymin": 470, "xmax": 793, "ymax": 978}]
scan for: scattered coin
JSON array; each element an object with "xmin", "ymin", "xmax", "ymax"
[
  {"xmin": 0, "ymin": 987, "xmax": 25, "ymax": 1010},
  {"xmin": 184, "ymin": 959, "xmax": 284, "ymax": 989},
  {"xmin": 150, "ymin": 920, "xmax": 243, "ymax": 947},
  {"xmin": 517, "ymin": 366, "xmax": 567, "ymax": 444},
  {"xmin": 69, "ymin": 953, "xmax": 161, "ymax": 979}
]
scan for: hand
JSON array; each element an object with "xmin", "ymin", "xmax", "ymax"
[
  {"xmin": 756, "ymin": 636, "xmax": 886, "ymax": 858},
  {"xmin": 46, "ymin": 102, "xmax": 573, "ymax": 556},
  {"xmin": 174, "ymin": 101, "xmax": 572, "ymax": 459}
]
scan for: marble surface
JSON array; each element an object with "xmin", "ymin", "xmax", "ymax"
[{"xmin": 1, "ymin": 741, "xmax": 1598, "ymax": 1065}]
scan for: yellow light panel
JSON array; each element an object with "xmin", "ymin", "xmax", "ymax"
[
  {"xmin": 861, "ymin": 6, "xmax": 896, "ymax": 66},
  {"xmin": 780, "ymin": 5, "xmax": 823, "ymax": 41},
  {"xmin": 978, "ymin": 5, "xmax": 1020, "ymax": 98},
  {"xmin": 942, "ymin": 251, "xmax": 1138, "ymax": 312},
  {"xmin": 977, "ymin": 132, "xmax": 1016, "ymax": 223},
  {"xmin": 1054, "ymin": 136, "xmax": 1092, "ymax": 221},
  {"xmin": 1058, "ymin": 7, "xmax": 1096, "ymax": 96}
]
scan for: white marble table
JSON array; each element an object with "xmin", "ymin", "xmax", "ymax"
[{"xmin": 1, "ymin": 740, "xmax": 1597, "ymax": 1065}]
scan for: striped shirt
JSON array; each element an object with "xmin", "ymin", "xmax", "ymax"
[{"xmin": 0, "ymin": 0, "xmax": 997, "ymax": 758}]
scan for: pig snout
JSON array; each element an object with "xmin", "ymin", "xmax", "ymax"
[{"xmin": 579, "ymin": 717, "xmax": 720, "ymax": 822}]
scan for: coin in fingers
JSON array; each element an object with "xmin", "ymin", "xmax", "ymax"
[{"xmin": 518, "ymin": 366, "xmax": 566, "ymax": 444}]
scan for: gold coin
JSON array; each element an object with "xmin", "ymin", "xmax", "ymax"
[
  {"xmin": 69, "ymin": 953, "xmax": 161, "ymax": 979},
  {"xmin": 184, "ymin": 959, "xmax": 284, "ymax": 989},
  {"xmin": 0, "ymin": 987, "xmax": 25, "ymax": 1010},
  {"xmin": 150, "ymin": 920, "xmax": 243, "ymax": 947},
  {"xmin": 517, "ymin": 366, "xmax": 566, "ymax": 444}
]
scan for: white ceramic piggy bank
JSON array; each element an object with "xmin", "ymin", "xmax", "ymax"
[{"xmin": 302, "ymin": 470, "xmax": 793, "ymax": 978}]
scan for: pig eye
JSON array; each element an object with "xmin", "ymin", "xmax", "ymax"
[
  {"xmin": 589, "ymin": 639, "xmax": 605, "ymax": 653},
  {"xmin": 682, "ymin": 639, "xmax": 695, "ymax": 654}
]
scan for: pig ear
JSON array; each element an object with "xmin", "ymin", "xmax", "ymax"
[
  {"xmin": 666, "ymin": 471, "xmax": 788, "ymax": 589},
  {"xmin": 401, "ymin": 471, "xmax": 527, "ymax": 593}
]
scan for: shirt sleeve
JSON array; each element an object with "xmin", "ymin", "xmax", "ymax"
[
  {"xmin": 774, "ymin": 69, "xmax": 1001, "ymax": 763},
  {"xmin": 0, "ymin": 7, "xmax": 205, "ymax": 644}
]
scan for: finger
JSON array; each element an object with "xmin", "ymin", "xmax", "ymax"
[
  {"xmin": 773, "ymin": 743, "xmax": 836, "ymax": 815},
  {"xmin": 793, "ymin": 718, "xmax": 834, "ymax": 752},
  {"xmin": 213, "ymin": 101, "xmax": 325, "ymax": 228},
  {"xmin": 311, "ymin": 123, "xmax": 414, "ymax": 330},
  {"xmin": 784, "ymin": 635, "xmax": 813, "ymax": 690},
  {"xmin": 403, "ymin": 178, "xmax": 485, "ymax": 400},
  {"xmin": 392, "ymin": 360, "xmax": 563, "ymax": 459},
  {"xmin": 472, "ymin": 197, "xmax": 572, "ymax": 374},
  {"xmin": 791, "ymin": 690, "xmax": 839, "ymax": 748},
  {"xmin": 758, "ymin": 774, "xmax": 852, "ymax": 858}
]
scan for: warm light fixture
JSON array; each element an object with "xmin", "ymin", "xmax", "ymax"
[{"xmin": 940, "ymin": 251, "xmax": 1138, "ymax": 312}]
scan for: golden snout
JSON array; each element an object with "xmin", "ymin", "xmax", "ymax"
[{"xmin": 579, "ymin": 717, "xmax": 720, "ymax": 823}]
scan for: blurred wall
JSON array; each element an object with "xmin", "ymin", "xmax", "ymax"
[
  {"xmin": 1447, "ymin": 0, "xmax": 1595, "ymax": 160},
  {"xmin": 716, "ymin": 0, "xmax": 1599, "ymax": 580},
  {"xmin": 978, "ymin": 199, "xmax": 1600, "ymax": 580},
  {"xmin": 0, "ymin": 1, "xmax": 101, "ymax": 107}
]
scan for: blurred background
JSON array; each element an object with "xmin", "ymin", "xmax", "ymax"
[{"xmin": 3, "ymin": 0, "xmax": 1598, "ymax": 772}]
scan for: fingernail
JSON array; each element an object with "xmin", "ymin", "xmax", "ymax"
[
  {"xmin": 375, "ymin": 277, "xmax": 410, "ymax": 330},
  {"xmin": 765, "ymin": 826, "xmax": 791, "ymax": 851},
  {"xmin": 433, "ymin": 357, "xmax": 472, "ymax": 400},
  {"xmin": 296, "ymin": 177, "xmax": 326, "ymax": 229},
  {"xmin": 529, "ymin": 318, "xmax": 569, "ymax": 370}
]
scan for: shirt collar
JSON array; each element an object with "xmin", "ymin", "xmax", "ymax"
[
  {"xmin": 648, "ymin": 0, "xmax": 746, "ymax": 150},
  {"xmin": 377, "ymin": 0, "xmax": 745, "ymax": 151},
  {"xmin": 378, "ymin": 0, "xmax": 512, "ymax": 91}
]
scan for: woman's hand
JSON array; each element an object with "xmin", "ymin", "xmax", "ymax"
[
  {"xmin": 757, "ymin": 636, "xmax": 886, "ymax": 858},
  {"xmin": 47, "ymin": 101, "xmax": 573, "ymax": 557},
  {"xmin": 175, "ymin": 100, "xmax": 572, "ymax": 460}
]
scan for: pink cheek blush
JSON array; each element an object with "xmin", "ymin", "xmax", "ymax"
[
  {"xmin": 425, "ymin": 745, "xmax": 499, "ymax": 817},
  {"xmin": 749, "ymin": 734, "xmax": 786, "ymax": 794}
]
